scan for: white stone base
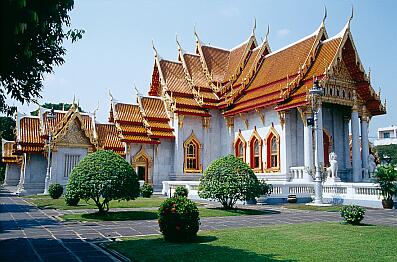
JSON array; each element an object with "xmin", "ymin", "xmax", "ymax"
[
  {"xmin": 306, "ymin": 202, "xmax": 333, "ymax": 207},
  {"xmin": 326, "ymin": 177, "xmax": 341, "ymax": 183}
]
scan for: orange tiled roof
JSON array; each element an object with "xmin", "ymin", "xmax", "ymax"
[
  {"xmin": 159, "ymin": 60, "xmax": 191, "ymax": 94},
  {"xmin": 1, "ymin": 140, "xmax": 21, "ymax": 163},
  {"xmin": 121, "ymin": 134, "xmax": 156, "ymax": 143},
  {"xmin": 19, "ymin": 117, "xmax": 43, "ymax": 145},
  {"xmin": 147, "ymin": 121, "xmax": 173, "ymax": 130},
  {"xmin": 141, "ymin": 97, "xmax": 169, "ymax": 120},
  {"xmin": 150, "ymin": 130, "xmax": 174, "ymax": 138},
  {"xmin": 114, "ymin": 103, "xmax": 142, "ymax": 123},
  {"xmin": 224, "ymin": 33, "xmax": 319, "ymax": 115},
  {"xmin": 201, "ymin": 45, "xmax": 230, "ymax": 83},
  {"xmin": 96, "ymin": 123, "xmax": 124, "ymax": 151},
  {"xmin": 184, "ymin": 54, "xmax": 208, "ymax": 88},
  {"xmin": 117, "ymin": 123, "xmax": 147, "ymax": 134}
]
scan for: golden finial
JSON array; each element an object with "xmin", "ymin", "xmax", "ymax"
[
  {"xmin": 322, "ymin": 5, "xmax": 327, "ymax": 25},
  {"xmin": 108, "ymin": 90, "xmax": 114, "ymax": 102},
  {"xmin": 252, "ymin": 17, "xmax": 257, "ymax": 36},
  {"xmin": 265, "ymin": 24, "xmax": 270, "ymax": 42},
  {"xmin": 176, "ymin": 33, "xmax": 181, "ymax": 50},
  {"xmin": 152, "ymin": 39, "xmax": 158, "ymax": 58}
]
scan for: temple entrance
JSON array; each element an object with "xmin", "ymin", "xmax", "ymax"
[
  {"xmin": 137, "ymin": 165, "xmax": 147, "ymax": 182},
  {"xmin": 131, "ymin": 146, "xmax": 153, "ymax": 184},
  {"xmin": 323, "ymin": 130, "xmax": 332, "ymax": 167}
]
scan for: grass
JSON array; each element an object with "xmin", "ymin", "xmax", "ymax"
[
  {"xmin": 108, "ymin": 223, "xmax": 397, "ymax": 262},
  {"xmin": 26, "ymin": 196, "xmax": 172, "ymax": 210},
  {"xmin": 283, "ymin": 203, "xmax": 342, "ymax": 212},
  {"xmin": 61, "ymin": 208, "xmax": 276, "ymax": 222}
]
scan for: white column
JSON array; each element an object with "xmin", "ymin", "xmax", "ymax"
[
  {"xmin": 360, "ymin": 111, "xmax": 370, "ymax": 180},
  {"xmin": 343, "ymin": 116, "xmax": 351, "ymax": 169},
  {"xmin": 317, "ymin": 105, "xmax": 324, "ymax": 166},
  {"xmin": 351, "ymin": 109, "xmax": 361, "ymax": 182},
  {"xmin": 303, "ymin": 112, "xmax": 313, "ymax": 182}
]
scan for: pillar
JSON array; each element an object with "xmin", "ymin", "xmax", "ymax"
[
  {"xmin": 317, "ymin": 104, "xmax": 324, "ymax": 166},
  {"xmin": 360, "ymin": 108, "xmax": 370, "ymax": 180},
  {"xmin": 351, "ymin": 108, "xmax": 361, "ymax": 182},
  {"xmin": 343, "ymin": 116, "xmax": 351, "ymax": 170},
  {"xmin": 303, "ymin": 110, "xmax": 313, "ymax": 182}
]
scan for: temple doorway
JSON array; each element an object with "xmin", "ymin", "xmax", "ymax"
[
  {"xmin": 136, "ymin": 165, "xmax": 147, "ymax": 182},
  {"xmin": 323, "ymin": 130, "xmax": 332, "ymax": 167}
]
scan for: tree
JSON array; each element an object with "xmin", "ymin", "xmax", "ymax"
[
  {"xmin": 30, "ymin": 102, "xmax": 83, "ymax": 116},
  {"xmin": 0, "ymin": 0, "xmax": 84, "ymax": 115},
  {"xmin": 0, "ymin": 117, "xmax": 16, "ymax": 181},
  {"xmin": 374, "ymin": 145, "xmax": 397, "ymax": 165},
  {"xmin": 66, "ymin": 150, "xmax": 140, "ymax": 213},
  {"xmin": 198, "ymin": 155, "xmax": 262, "ymax": 209}
]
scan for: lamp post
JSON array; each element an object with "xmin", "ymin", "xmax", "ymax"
[
  {"xmin": 308, "ymin": 80, "xmax": 329, "ymax": 206},
  {"xmin": 43, "ymin": 108, "xmax": 56, "ymax": 194}
]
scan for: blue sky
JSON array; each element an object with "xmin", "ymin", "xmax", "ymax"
[{"xmin": 12, "ymin": 0, "xmax": 397, "ymax": 139}]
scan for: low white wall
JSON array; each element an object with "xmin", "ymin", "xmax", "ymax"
[{"xmin": 161, "ymin": 180, "xmax": 389, "ymax": 208}]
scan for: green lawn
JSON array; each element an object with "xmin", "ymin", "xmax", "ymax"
[
  {"xmin": 26, "ymin": 196, "xmax": 172, "ymax": 210},
  {"xmin": 61, "ymin": 208, "xmax": 275, "ymax": 222},
  {"xmin": 283, "ymin": 203, "xmax": 342, "ymax": 212},
  {"xmin": 108, "ymin": 223, "xmax": 397, "ymax": 262}
]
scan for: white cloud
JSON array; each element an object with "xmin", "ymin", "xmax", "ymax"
[
  {"xmin": 277, "ymin": 28, "xmax": 291, "ymax": 37},
  {"xmin": 219, "ymin": 6, "xmax": 240, "ymax": 17}
]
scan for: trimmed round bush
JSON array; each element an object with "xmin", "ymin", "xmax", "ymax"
[
  {"xmin": 174, "ymin": 185, "xmax": 188, "ymax": 198},
  {"xmin": 48, "ymin": 183, "xmax": 63, "ymax": 199},
  {"xmin": 198, "ymin": 154, "xmax": 262, "ymax": 209},
  {"xmin": 66, "ymin": 150, "xmax": 140, "ymax": 213},
  {"xmin": 64, "ymin": 192, "xmax": 80, "ymax": 206},
  {"xmin": 340, "ymin": 205, "xmax": 366, "ymax": 225},
  {"xmin": 158, "ymin": 197, "xmax": 200, "ymax": 242},
  {"xmin": 141, "ymin": 183, "xmax": 154, "ymax": 198}
]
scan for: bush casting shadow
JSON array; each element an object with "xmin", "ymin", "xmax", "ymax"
[
  {"xmin": 74, "ymin": 211, "xmax": 158, "ymax": 221},
  {"xmin": 206, "ymin": 207, "xmax": 280, "ymax": 215},
  {"xmin": 108, "ymin": 236, "xmax": 296, "ymax": 262}
]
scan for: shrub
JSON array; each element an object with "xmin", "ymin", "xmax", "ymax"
[
  {"xmin": 174, "ymin": 186, "xmax": 188, "ymax": 198},
  {"xmin": 64, "ymin": 192, "xmax": 80, "ymax": 206},
  {"xmin": 340, "ymin": 205, "xmax": 366, "ymax": 225},
  {"xmin": 198, "ymin": 154, "xmax": 262, "ymax": 209},
  {"xmin": 66, "ymin": 150, "xmax": 140, "ymax": 213},
  {"xmin": 259, "ymin": 181, "xmax": 273, "ymax": 197},
  {"xmin": 158, "ymin": 197, "xmax": 200, "ymax": 242},
  {"xmin": 372, "ymin": 164, "xmax": 397, "ymax": 201},
  {"xmin": 141, "ymin": 183, "xmax": 154, "ymax": 198},
  {"xmin": 48, "ymin": 183, "xmax": 63, "ymax": 199}
]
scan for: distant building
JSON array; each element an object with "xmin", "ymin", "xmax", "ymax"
[{"xmin": 374, "ymin": 126, "xmax": 397, "ymax": 146}]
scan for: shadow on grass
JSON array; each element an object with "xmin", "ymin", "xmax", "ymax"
[
  {"xmin": 108, "ymin": 235, "xmax": 296, "ymax": 262},
  {"xmin": 339, "ymin": 222, "xmax": 376, "ymax": 227},
  {"xmin": 72, "ymin": 210, "xmax": 158, "ymax": 221},
  {"xmin": 205, "ymin": 207, "xmax": 280, "ymax": 215}
]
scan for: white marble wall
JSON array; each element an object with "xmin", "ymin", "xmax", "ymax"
[
  {"xmin": 3, "ymin": 163, "xmax": 21, "ymax": 186},
  {"xmin": 50, "ymin": 147, "xmax": 88, "ymax": 187},
  {"xmin": 18, "ymin": 154, "xmax": 47, "ymax": 194}
]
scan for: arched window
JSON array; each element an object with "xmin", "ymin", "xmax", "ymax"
[
  {"xmin": 249, "ymin": 128, "xmax": 262, "ymax": 172},
  {"xmin": 270, "ymin": 136, "xmax": 278, "ymax": 168},
  {"xmin": 184, "ymin": 132, "xmax": 201, "ymax": 173},
  {"xmin": 234, "ymin": 130, "xmax": 246, "ymax": 162},
  {"xmin": 266, "ymin": 126, "xmax": 280, "ymax": 171}
]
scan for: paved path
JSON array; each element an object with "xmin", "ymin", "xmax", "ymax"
[{"xmin": 1, "ymin": 188, "xmax": 396, "ymax": 261}]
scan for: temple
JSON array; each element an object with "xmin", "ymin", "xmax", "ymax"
[{"xmin": 2, "ymin": 15, "xmax": 386, "ymax": 195}]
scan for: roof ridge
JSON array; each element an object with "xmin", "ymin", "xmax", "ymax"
[{"xmin": 265, "ymin": 31, "xmax": 318, "ymax": 58}]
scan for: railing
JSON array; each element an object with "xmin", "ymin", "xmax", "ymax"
[
  {"xmin": 290, "ymin": 166, "xmax": 305, "ymax": 180},
  {"xmin": 161, "ymin": 180, "xmax": 385, "ymax": 208},
  {"xmin": 162, "ymin": 181, "xmax": 200, "ymax": 197}
]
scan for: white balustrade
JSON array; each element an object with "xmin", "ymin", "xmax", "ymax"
[
  {"xmin": 161, "ymin": 180, "xmax": 384, "ymax": 208},
  {"xmin": 290, "ymin": 166, "xmax": 306, "ymax": 180}
]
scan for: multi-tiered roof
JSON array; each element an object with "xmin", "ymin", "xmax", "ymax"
[{"xmin": 147, "ymin": 15, "xmax": 386, "ymax": 118}]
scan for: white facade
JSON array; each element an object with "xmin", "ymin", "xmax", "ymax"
[{"xmin": 374, "ymin": 126, "xmax": 397, "ymax": 146}]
